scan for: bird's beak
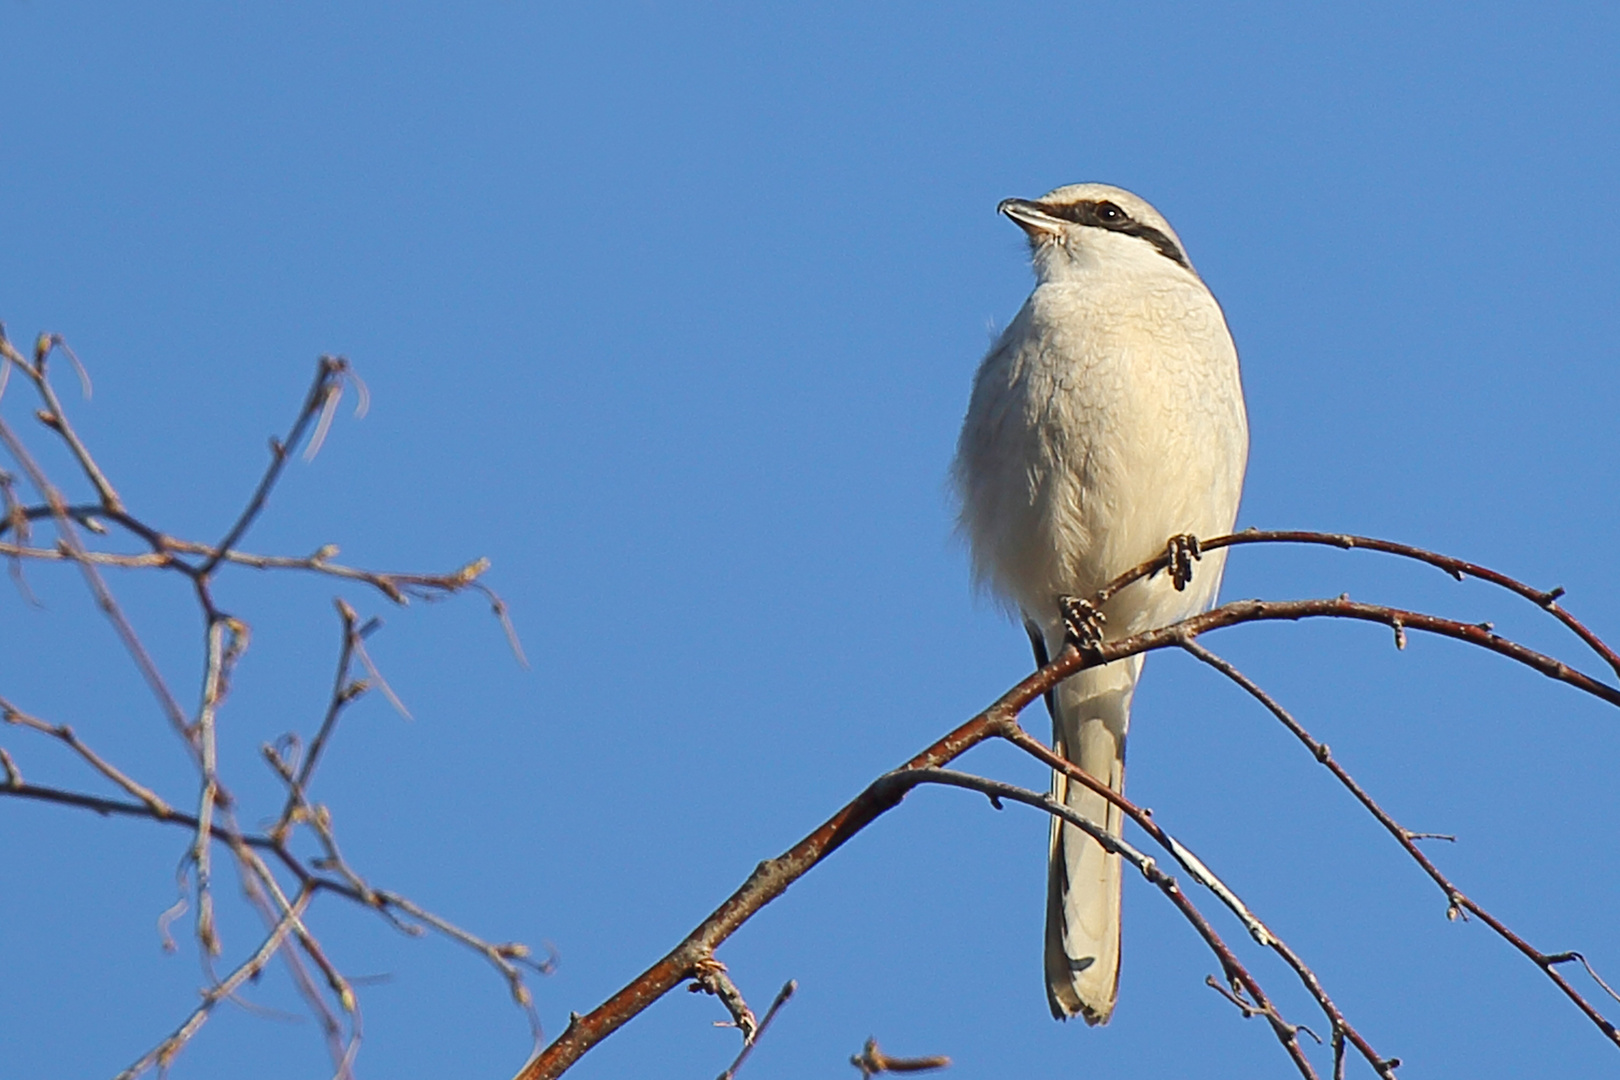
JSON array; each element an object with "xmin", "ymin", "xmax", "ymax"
[{"xmin": 999, "ymin": 198, "xmax": 1064, "ymax": 238}]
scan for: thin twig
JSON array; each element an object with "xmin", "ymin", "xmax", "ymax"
[
  {"xmin": 850, "ymin": 1037, "xmax": 951, "ymax": 1076},
  {"xmin": 905, "ymin": 768, "xmax": 1322, "ymax": 1078},
  {"xmin": 0, "ymin": 329, "xmax": 122, "ymax": 511},
  {"xmin": 718, "ymin": 981, "xmax": 796, "ymax": 1080},
  {"xmin": 1086, "ymin": 528, "xmax": 1620, "ymax": 680},
  {"xmin": 0, "ymin": 414, "xmax": 193, "ymax": 747},
  {"xmin": 272, "ymin": 601, "xmax": 367, "ymax": 841},
  {"xmin": 113, "ymin": 886, "xmax": 313, "ymax": 1080},
  {"xmin": 1, "ymin": 698, "xmax": 172, "ymax": 816},
  {"xmin": 198, "ymin": 357, "xmax": 352, "ymax": 577},
  {"xmin": 1180, "ymin": 637, "xmax": 1620, "ymax": 1047},
  {"xmin": 998, "ymin": 723, "xmax": 1396, "ymax": 1077},
  {"xmin": 691, "ymin": 956, "xmax": 758, "ymax": 1042},
  {"xmin": 1, "ymin": 334, "xmax": 534, "ymax": 1077},
  {"xmin": 517, "ymin": 575, "xmax": 1620, "ymax": 1079}
]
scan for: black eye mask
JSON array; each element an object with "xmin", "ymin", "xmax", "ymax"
[{"xmin": 1039, "ymin": 200, "xmax": 1190, "ymax": 270}]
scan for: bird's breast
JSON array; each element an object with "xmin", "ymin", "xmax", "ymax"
[{"xmin": 955, "ymin": 277, "xmax": 1248, "ymax": 628}]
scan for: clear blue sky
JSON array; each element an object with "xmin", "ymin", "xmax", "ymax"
[{"xmin": 3, "ymin": 3, "xmax": 1618, "ymax": 1078}]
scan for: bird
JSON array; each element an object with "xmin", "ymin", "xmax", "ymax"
[{"xmin": 953, "ymin": 183, "xmax": 1248, "ymax": 1024}]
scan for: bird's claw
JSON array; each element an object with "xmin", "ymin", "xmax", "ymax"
[
  {"xmin": 1166, "ymin": 534, "xmax": 1202, "ymax": 592},
  {"xmin": 1058, "ymin": 595, "xmax": 1107, "ymax": 653}
]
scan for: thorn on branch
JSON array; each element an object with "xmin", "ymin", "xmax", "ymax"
[
  {"xmin": 0, "ymin": 746, "xmax": 20, "ymax": 786},
  {"xmin": 850, "ymin": 1037, "xmax": 950, "ymax": 1077}
]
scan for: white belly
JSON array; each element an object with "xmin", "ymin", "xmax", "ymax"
[{"xmin": 954, "ymin": 275, "xmax": 1249, "ymax": 638}]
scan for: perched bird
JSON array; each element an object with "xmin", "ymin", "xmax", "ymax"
[{"xmin": 953, "ymin": 183, "xmax": 1248, "ymax": 1023}]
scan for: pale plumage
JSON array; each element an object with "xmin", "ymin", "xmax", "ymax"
[{"xmin": 954, "ymin": 183, "xmax": 1247, "ymax": 1023}]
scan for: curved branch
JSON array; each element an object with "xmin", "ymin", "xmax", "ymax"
[
  {"xmin": 1180, "ymin": 638, "xmax": 1620, "ymax": 1047},
  {"xmin": 995, "ymin": 724, "xmax": 1398, "ymax": 1076},
  {"xmin": 511, "ymin": 675, "xmax": 1053, "ymax": 1079},
  {"xmin": 908, "ymin": 768, "xmax": 1323, "ymax": 1077},
  {"xmin": 515, "ymin": 586, "xmax": 1620, "ymax": 1079},
  {"xmin": 1090, "ymin": 530, "xmax": 1620, "ymax": 680}
]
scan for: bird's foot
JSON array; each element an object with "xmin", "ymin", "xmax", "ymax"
[
  {"xmin": 1058, "ymin": 595, "xmax": 1107, "ymax": 653},
  {"xmin": 1165, "ymin": 534, "xmax": 1203, "ymax": 592}
]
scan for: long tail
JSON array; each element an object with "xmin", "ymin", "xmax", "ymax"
[{"xmin": 1041, "ymin": 640, "xmax": 1140, "ymax": 1024}]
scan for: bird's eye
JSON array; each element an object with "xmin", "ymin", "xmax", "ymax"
[{"xmin": 1095, "ymin": 202, "xmax": 1126, "ymax": 223}]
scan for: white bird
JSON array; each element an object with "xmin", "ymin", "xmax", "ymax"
[{"xmin": 953, "ymin": 183, "xmax": 1248, "ymax": 1024}]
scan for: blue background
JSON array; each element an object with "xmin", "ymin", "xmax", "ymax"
[{"xmin": 2, "ymin": 3, "xmax": 1617, "ymax": 1078}]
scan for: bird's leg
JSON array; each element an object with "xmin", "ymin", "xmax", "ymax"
[
  {"xmin": 1165, "ymin": 533, "xmax": 1202, "ymax": 592},
  {"xmin": 1058, "ymin": 595, "xmax": 1107, "ymax": 654}
]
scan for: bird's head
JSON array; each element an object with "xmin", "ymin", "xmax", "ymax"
[{"xmin": 999, "ymin": 183, "xmax": 1196, "ymax": 283}]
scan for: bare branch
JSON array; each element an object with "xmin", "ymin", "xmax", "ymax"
[
  {"xmin": 1, "ymin": 697, "xmax": 173, "ymax": 816},
  {"xmin": 113, "ymin": 886, "xmax": 313, "ymax": 1080},
  {"xmin": 718, "ymin": 981, "xmax": 795, "ymax": 1080},
  {"xmin": 1089, "ymin": 528, "xmax": 1620, "ymax": 680},
  {"xmin": 0, "ymin": 333, "xmax": 537, "ymax": 1077},
  {"xmin": 198, "ymin": 356, "xmax": 353, "ymax": 577},
  {"xmin": 1180, "ymin": 637, "xmax": 1620, "ymax": 1048},
  {"xmin": 0, "ymin": 328, "xmax": 123, "ymax": 511},
  {"xmin": 517, "ymin": 563, "xmax": 1620, "ymax": 1079},
  {"xmin": 0, "ymin": 413, "xmax": 193, "ymax": 745},
  {"xmin": 850, "ymin": 1037, "xmax": 950, "ymax": 1077},
  {"xmin": 904, "ymin": 768, "xmax": 1324, "ymax": 1079},
  {"xmin": 997, "ymin": 724, "xmax": 1396, "ymax": 1076},
  {"xmin": 691, "ymin": 956, "xmax": 758, "ymax": 1042}
]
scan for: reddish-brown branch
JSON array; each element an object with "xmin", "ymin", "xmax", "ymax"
[
  {"xmin": 9, "ymin": 329, "xmax": 1616, "ymax": 1078},
  {"xmin": 512, "ymin": 674, "xmax": 1052, "ymax": 1080},
  {"xmin": 905, "ymin": 768, "xmax": 1323, "ymax": 1078},
  {"xmin": 515, "ymin": 581, "xmax": 1620, "ymax": 1079},
  {"xmin": 1180, "ymin": 638, "xmax": 1620, "ymax": 1047},
  {"xmin": 1091, "ymin": 529, "xmax": 1620, "ymax": 680},
  {"xmin": 997, "ymin": 723, "xmax": 1398, "ymax": 1077},
  {"xmin": 1113, "ymin": 597, "xmax": 1620, "ymax": 708}
]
